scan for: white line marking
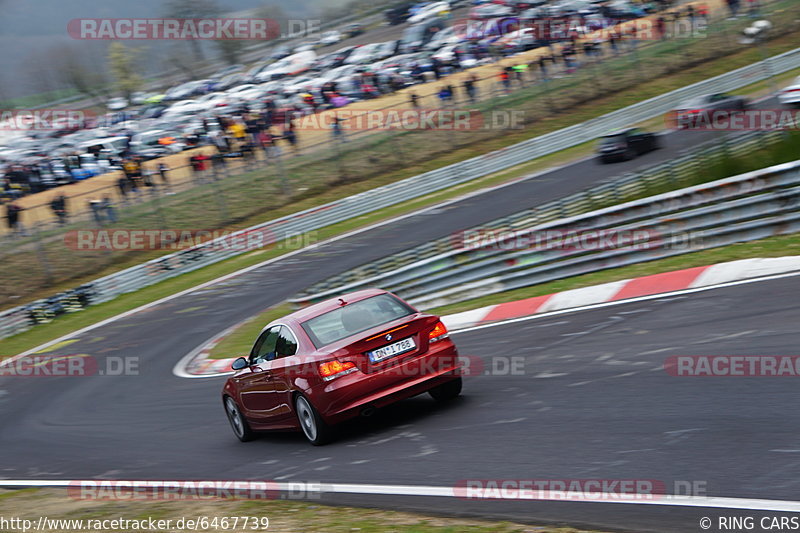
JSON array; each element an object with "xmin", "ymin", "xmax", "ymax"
[{"xmin": 1, "ymin": 480, "xmax": 799, "ymax": 511}]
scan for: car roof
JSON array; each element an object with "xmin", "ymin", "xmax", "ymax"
[
  {"xmin": 601, "ymin": 128, "xmax": 633, "ymax": 137},
  {"xmin": 282, "ymin": 288, "xmax": 392, "ymax": 324}
]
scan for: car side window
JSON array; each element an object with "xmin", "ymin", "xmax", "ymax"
[
  {"xmin": 250, "ymin": 327, "xmax": 280, "ymax": 364},
  {"xmin": 276, "ymin": 326, "xmax": 298, "ymax": 359}
]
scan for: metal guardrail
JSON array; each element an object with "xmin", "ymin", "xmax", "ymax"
[
  {"xmin": 292, "ymin": 153, "xmax": 800, "ymax": 309},
  {"xmin": 1, "ymin": 47, "xmax": 799, "ymax": 340},
  {"xmin": 294, "ymin": 129, "xmax": 786, "ymax": 298}
]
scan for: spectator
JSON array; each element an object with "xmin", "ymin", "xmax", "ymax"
[
  {"xmin": 331, "ymin": 116, "xmax": 347, "ymax": 143},
  {"xmin": 50, "ymin": 194, "xmax": 68, "ymax": 225},
  {"xmin": 142, "ymin": 165, "xmax": 155, "ymax": 189},
  {"xmin": 158, "ymin": 163, "xmax": 171, "ymax": 190},
  {"xmin": 445, "ymin": 83, "xmax": 456, "ymax": 103},
  {"xmin": 117, "ymin": 175, "xmax": 129, "ymax": 203},
  {"xmin": 538, "ymin": 55, "xmax": 550, "ymax": 81},
  {"xmin": 409, "ymin": 92, "xmax": 420, "ymax": 108},
  {"xmin": 101, "ymin": 196, "xmax": 117, "ymax": 224},
  {"xmin": 211, "ymin": 151, "xmax": 227, "ymax": 179},
  {"xmin": 5, "ymin": 201, "xmax": 22, "ymax": 234},
  {"xmin": 438, "ymin": 85, "xmax": 452, "ymax": 106},
  {"xmin": 282, "ymin": 123, "xmax": 298, "ymax": 155},
  {"xmin": 88, "ymin": 198, "xmax": 104, "ymax": 226},
  {"xmin": 499, "ymin": 67, "xmax": 512, "ymax": 94},
  {"xmin": 258, "ymin": 129, "xmax": 277, "ymax": 159},
  {"xmin": 463, "ymin": 75, "xmax": 478, "ymax": 103}
]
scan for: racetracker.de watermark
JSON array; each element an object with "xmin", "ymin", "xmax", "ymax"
[
  {"xmin": 228, "ymin": 355, "xmax": 525, "ymax": 378},
  {"xmin": 67, "ymin": 480, "xmax": 322, "ymax": 500},
  {"xmin": 665, "ymin": 355, "xmax": 800, "ymax": 377},
  {"xmin": 68, "ymin": 18, "xmax": 283, "ymax": 40},
  {"xmin": 667, "ymin": 109, "xmax": 800, "ymax": 130},
  {"xmin": 292, "ymin": 109, "xmax": 526, "ymax": 132},
  {"xmin": 0, "ymin": 109, "xmax": 93, "ymax": 131},
  {"xmin": 453, "ymin": 479, "xmax": 671, "ymax": 500},
  {"xmin": 63, "ymin": 229, "xmax": 317, "ymax": 252},
  {"xmin": 454, "ymin": 16, "xmax": 707, "ymax": 41},
  {"xmin": 452, "ymin": 228, "xmax": 700, "ymax": 252},
  {"xmin": 0, "ymin": 355, "xmax": 138, "ymax": 377}
]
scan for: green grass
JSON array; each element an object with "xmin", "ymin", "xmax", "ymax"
[
  {"xmin": 0, "ymin": 488, "xmax": 605, "ymax": 533},
  {"xmin": 210, "ymin": 303, "xmax": 294, "ymax": 359}
]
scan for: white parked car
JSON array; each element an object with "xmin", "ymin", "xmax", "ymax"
[
  {"xmin": 107, "ymin": 97, "xmax": 128, "ymax": 110},
  {"xmin": 345, "ymin": 43, "xmax": 386, "ymax": 65},
  {"xmin": 319, "ymin": 30, "xmax": 342, "ymax": 46},
  {"xmin": 162, "ymin": 99, "xmax": 204, "ymax": 117},
  {"xmin": 408, "ymin": 1, "xmax": 450, "ymax": 24}
]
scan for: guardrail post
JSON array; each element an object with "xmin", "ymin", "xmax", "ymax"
[
  {"xmin": 32, "ymin": 227, "xmax": 53, "ymax": 286},
  {"xmin": 210, "ymin": 177, "xmax": 230, "ymax": 225}
]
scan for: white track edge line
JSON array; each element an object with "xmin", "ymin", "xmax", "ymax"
[{"xmin": 0, "ymin": 480, "xmax": 798, "ymax": 511}]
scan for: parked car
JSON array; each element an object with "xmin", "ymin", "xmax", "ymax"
[
  {"xmin": 222, "ymin": 289, "xmax": 463, "ymax": 445},
  {"xmin": 270, "ymin": 45, "xmax": 291, "ymax": 60},
  {"xmin": 778, "ymin": 76, "xmax": 800, "ymax": 107},
  {"xmin": 343, "ymin": 23, "xmax": 365, "ymax": 38},
  {"xmin": 384, "ymin": 2, "xmax": 415, "ymax": 24},
  {"xmin": 596, "ymin": 128, "xmax": 660, "ymax": 163},
  {"xmin": 319, "ymin": 30, "xmax": 343, "ymax": 46},
  {"xmin": 401, "ymin": 17, "xmax": 446, "ymax": 52},
  {"xmin": 107, "ymin": 97, "xmax": 128, "ymax": 111},
  {"xmin": 408, "ymin": 1, "xmax": 451, "ymax": 24}
]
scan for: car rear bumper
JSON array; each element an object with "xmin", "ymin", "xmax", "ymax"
[{"xmin": 308, "ymin": 341, "xmax": 462, "ymax": 425}]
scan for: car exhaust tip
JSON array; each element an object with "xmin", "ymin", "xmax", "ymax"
[{"xmin": 360, "ymin": 405, "xmax": 377, "ymax": 417}]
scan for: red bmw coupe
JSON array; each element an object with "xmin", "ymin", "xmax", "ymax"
[{"xmin": 222, "ymin": 289, "xmax": 463, "ymax": 445}]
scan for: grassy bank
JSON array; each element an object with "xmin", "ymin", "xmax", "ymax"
[{"xmin": 0, "ymin": 488, "xmax": 603, "ymax": 533}]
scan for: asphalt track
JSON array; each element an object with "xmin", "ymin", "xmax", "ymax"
[{"xmin": 1, "ymin": 114, "xmax": 798, "ymax": 532}]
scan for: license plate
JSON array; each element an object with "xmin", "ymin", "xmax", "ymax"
[{"xmin": 368, "ymin": 337, "xmax": 416, "ymax": 363}]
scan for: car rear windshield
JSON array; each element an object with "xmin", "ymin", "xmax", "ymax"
[
  {"xmin": 301, "ymin": 294, "xmax": 415, "ymax": 348},
  {"xmin": 600, "ymin": 133, "xmax": 625, "ymax": 144}
]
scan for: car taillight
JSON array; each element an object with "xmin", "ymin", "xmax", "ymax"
[
  {"xmin": 429, "ymin": 321, "xmax": 449, "ymax": 343},
  {"xmin": 318, "ymin": 360, "xmax": 356, "ymax": 381}
]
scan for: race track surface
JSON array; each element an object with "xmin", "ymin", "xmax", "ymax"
[{"xmin": 2, "ymin": 123, "xmax": 797, "ymax": 532}]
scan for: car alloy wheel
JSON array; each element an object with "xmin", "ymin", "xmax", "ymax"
[{"xmin": 225, "ymin": 397, "xmax": 254, "ymax": 442}]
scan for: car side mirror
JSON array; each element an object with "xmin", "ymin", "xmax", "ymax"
[{"xmin": 231, "ymin": 357, "xmax": 249, "ymax": 371}]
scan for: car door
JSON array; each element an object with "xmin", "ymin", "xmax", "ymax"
[
  {"xmin": 235, "ymin": 326, "xmax": 281, "ymax": 421},
  {"xmin": 627, "ymin": 129, "xmax": 645, "ymax": 154},
  {"xmin": 258, "ymin": 326, "xmax": 301, "ymax": 426}
]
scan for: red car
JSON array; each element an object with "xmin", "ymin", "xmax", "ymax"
[{"xmin": 222, "ymin": 289, "xmax": 463, "ymax": 445}]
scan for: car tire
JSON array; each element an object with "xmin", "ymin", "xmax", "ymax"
[
  {"xmin": 295, "ymin": 395, "xmax": 333, "ymax": 446},
  {"xmin": 429, "ymin": 377, "xmax": 463, "ymax": 402},
  {"xmin": 224, "ymin": 396, "xmax": 255, "ymax": 442}
]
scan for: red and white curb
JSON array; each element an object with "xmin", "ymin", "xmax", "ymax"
[
  {"xmin": 175, "ymin": 256, "xmax": 800, "ymax": 378},
  {"xmin": 443, "ymin": 256, "xmax": 800, "ymax": 330}
]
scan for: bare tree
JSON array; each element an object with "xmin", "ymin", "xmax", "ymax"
[
  {"xmin": 108, "ymin": 43, "xmax": 143, "ymax": 100},
  {"xmin": 163, "ymin": 0, "xmax": 222, "ymax": 63},
  {"xmin": 49, "ymin": 43, "xmax": 108, "ymax": 101}
]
